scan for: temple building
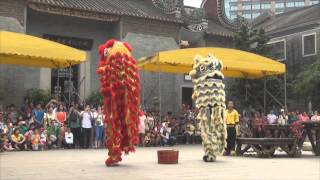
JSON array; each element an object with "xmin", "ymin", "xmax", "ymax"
[{"xmin": 0, "ymin": 0, "xmax": 235, "ymax": 115}]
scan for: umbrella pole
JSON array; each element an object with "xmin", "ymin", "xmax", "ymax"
[
  {"xmin": 263, "ymin": 77, "xmax": 266, "ymax": 114},
  {"xmin": 69, "ymin": 66, "xmax": 72, "ymax": 105},
  {"xmin": 284, "ymin": 73, "xmax": 287, "ymax": 109},
  {"xmin": 57, "ymin": 69, "xmax": 60, "ymax": 100},
  {"xmin": 157, "ymin": 57, "xmax": 162, "ymax": 119}
]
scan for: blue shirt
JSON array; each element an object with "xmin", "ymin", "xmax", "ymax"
[{"xmin": 33, "ymin": 109, "xmax": 44, "ymax": 124}]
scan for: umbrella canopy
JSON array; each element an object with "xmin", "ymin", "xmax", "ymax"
[
  {"xmin": 0, "ymin": 31, "xmax": 86, "ymax": 68},
  {"xmin": 138, "ymin": 48, "xmax": 285, "ymax": 79}
]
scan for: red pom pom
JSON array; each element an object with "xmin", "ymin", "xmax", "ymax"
[{"xmin": 105, "ymin": 39, "xmax": 117, "ymax": 48}]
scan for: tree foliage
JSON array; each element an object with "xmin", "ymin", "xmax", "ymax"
[
  {"xmin": 25, "ymin": 88, "xmax": 54, "ymax": 105},
  {"xmin": 293, "ymin": 61, "xmax": 320, "ymax": 107},
  {"xmin": 86, "ymin": 91, "xmax": 103, "ymax": 106},
  {"xmin": 229, "ymin": 23, "xmax": 283, "ymax": 112}
]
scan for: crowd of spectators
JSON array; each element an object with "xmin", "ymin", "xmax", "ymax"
[
  {"xmin": 138, "ymin": 104, "xmax": 201, "ymax": 147},
  {"xmin": 1, "ymin": 98, "xmax": 319, "ymax": 152},
  {"xmin": 249, "ymin": 109, "xmax": 320, "ymax": 137},
  {"xmin": 0, "ymin": 99, "xmax": 202, "ymax": 152},
  {"xmin": 0, "ymin": 99, "xmax": 106, "ymax": 152}
]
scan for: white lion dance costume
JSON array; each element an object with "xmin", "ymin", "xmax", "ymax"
[{"xmin": 189, "ymin": 54, "xmax": 227, "ymax": 162}]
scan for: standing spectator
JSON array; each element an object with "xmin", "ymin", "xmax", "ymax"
[
  {"xmin": 224, "ymin": 101, "xmax": 239, "ymax": 156},
  {"xmin": 278, "ymin": 109, "xmax": 288, "ymax": 125},
  {"xmin": 8, "ymin": 104, "xmax": 19, "ymax": 125},
  {"xmin": 32, "ymin": 104, "xmax": 45, "ymax": 128},
  {"xmin": 44, "ymin": 107, "xmax": 56, "ymax": 128},
  {"xmin": 67, "ymin": 105, "xmax": 81, "ymax": 148},
  {"xmin": 80, "ymin": 105, "xmax": 92, "ymax": 149},
  {"xmin": 288, "ymin": 112, "xmax": 298, "ymax": 124},
  {"xmin": 299, "ymin": 112, "xmax": 310, "ymax": 121},
  {"xmin": 311, "ymin": 110, "xmax": 320, "ymax": 121},
  {"xmin": 94, "ymin": 106, "xmax": 104, "ymax": 148},
  {"xmin": 252, "ymin": 111, "xmax": 265, "ymax": 138},
  {"xmin": 267, "ymin": 110, "xmax": 278, "ymax": 124},
  {"xmin": 139, "ymin": 111, "xmax": 147, "ymax": 146},
  {"xmin": 90, "ymin": 107, "xmax": 98, "ymax": 148},
  {"xmin": 11, "ymin": 129, "xmax": 27, "ymax": 150},
  {"xmin": 64, "ymin": 127, "xmax": 73, "ymax": 149},
  {"xmin": 184, "ymin": 121, "xmax": 195, "ymax": 144}
]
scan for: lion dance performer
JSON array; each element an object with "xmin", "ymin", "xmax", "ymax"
[
  {"xmin": 96, "ymin": 39, "xmax": 140, "ymax": 166},
  {"xmin": 189, "ymin": 54, "xmax": 227, "ymax": 162}
]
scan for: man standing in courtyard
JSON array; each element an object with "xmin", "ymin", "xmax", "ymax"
[{"xmin": 224, "ymin": 101, "xmax": 239, "ymax": 156}]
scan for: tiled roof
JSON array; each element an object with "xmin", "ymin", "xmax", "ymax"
[
  {"xmin": 255, "ymin": 5, "xmax": 320, "ymax": 34},
  {"xmin": 27, "ymin": 0, "xmax": 182, "ymax": 23}
]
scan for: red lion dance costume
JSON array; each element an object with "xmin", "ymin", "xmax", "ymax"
[{"xmin": 96, "ymin": 39, "xmax": 140, "ymax": 166}]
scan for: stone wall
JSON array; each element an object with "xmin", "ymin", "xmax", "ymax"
[
  {"xmin": 121, "ymin": 16, "xmax": 181, "ymax": 41},
  {"xmin": 0, "ymin": 0, "xmax": 25, "ymax": 25}
]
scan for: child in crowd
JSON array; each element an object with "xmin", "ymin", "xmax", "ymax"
[
  {"xmin": 144, "ymin": 131, "xmax": 151, "ymax": 147},
  {"xmin": 64, "ymin": 127, "xmax": 73, "ymax": 149},
  {"xmin": 2, "ymin": 138, "xmax": 14, "ymax": 151},
  {"xmin": 31, "ymin": 129, "xmax": 41, "ymax": 151},
  {"xmin": 11, "ymin": 129, "xmax": 27, "ymax": 150},
  {"xmin": 40, "ymin": 128, "xmax": 47, "ymax": 149}
]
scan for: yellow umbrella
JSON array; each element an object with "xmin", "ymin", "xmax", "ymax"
[
  {"xmin": 138, "ymin": 48, "xmax": 285, "ymax": 79},
  {"xmin": 0, "ymin": 31, "xmax": 86, "ymax": 68}
]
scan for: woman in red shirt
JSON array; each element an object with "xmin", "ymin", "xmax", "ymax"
[{"xmin": 56, "ymin": 104, "xmax": 66, "ymax": 147}]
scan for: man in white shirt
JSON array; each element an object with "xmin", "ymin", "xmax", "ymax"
[
  {"xmin": 267, "ymin": 110, "xmax": 278, "ymax": 124},
  {"xmin": 80, "ymin": 105, "xmax": 92, "ymax": 148},
  {"xmin": 139, "ymin": 111, "xmax": 147, "ymax": 146}
]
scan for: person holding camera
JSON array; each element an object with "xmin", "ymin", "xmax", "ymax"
[{"xmin": 67, "ymin": 104, "xmax": 81, "ymax": 148}]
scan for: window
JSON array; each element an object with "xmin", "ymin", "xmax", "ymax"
[
  {"xmin": 275, "ymin": 9, "xmax": 284, "ymax": 14},
  {"xmin": 261, "ymin": 3, "xmax": 271, "ymax": 9},
  {"xmin": 230, "ymin": 14, "xmax": 237, "ymax": 19},
  {"xmin": 242, "ymin": 5, "xmax": 251, "ymax": 10},
  {"xmin": 302, "ymin": 33, "xmax": 317, "ymax": 56},
  {"xmin": 267, "ymin": 39, "xmax": 286, "ymax": 61},
  {"xmin": 230, "ymin": 5, "xmax": 238, "ymax": 10},
  {"xmin": 275, "ymin": 3, "xmax": 284, "ymax": 8},
  {"xmin": 286, "ymin": 2, "xmax": 295, "ymax": 7},
  {"xmin": 252, "ymin": 4, "xmax": 260, "ymax": 10},
  {"xmin": 252, "ymin": 12, "xmax": 260, "ymax": 18},
  {"xmin": 295, "ymin": 1, "xmax": 305, "ymax": 7},
  {"xmin": 310, "ymin": 0, "xmax": 319, "ymax": 5},
  {"xmin": 242, "ymin": 13, "xmax": 252, "ymax": 19}
]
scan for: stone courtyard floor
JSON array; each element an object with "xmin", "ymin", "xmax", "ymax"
[{"xmin": 0, "ymin": 145, "xmax": 319, "ymax": 180}]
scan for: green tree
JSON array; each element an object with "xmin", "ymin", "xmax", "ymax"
[
  {"xmin": 86, "ymin": 91, "xmax": 103, "ymax": 106},
  {"xmin": 293, "ymin": 61, "xmax": 320, "ymax": 108},
  {"xmin": 229, "ymin": 23, "xmax": 284, "ymax": 112}
]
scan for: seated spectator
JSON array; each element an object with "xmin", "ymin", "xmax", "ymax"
[
  {"xmin": 184, "ymin": 121, "xmax": 195, "ymax": 144},
  {"xmin": 311, "ymin": 111, "xmax": 320, "ymax": 121},
  {"xmin": 160, "ymin": 122, "xmax": 170, "ymax": 146},
  {"xmin": 11, "ymin": 129, "xmax": 27, "ymax": 150},
  {"xmin": 31, "ymin": 129, "xmax": 41, "ymax": 151},
  {"xmin": 278, "ymin": 109, "xmax": 288, "ymax": 125},
  {"xmin": 46, "ymin": 120, "xmax": 60, "ymax": 149},
  {"xmin": 64, "ymin": 127, "xmax": 73, "ymax": 149},
  {"xmin": 2, "ymin": 138, "xmax": 14, "ymax": 151},
  {"xmin": 40, "ymin": 128, "xmax": 47, "ymax": 148},
  {"xmin": 299, "ymin": 112, "xmax": 310, "ymax": 121},
  {"xmin": 150, "ymin": 129, "xmax": 160, "ymax": 146},
  {"xmin": 267, "ymin": 110, "xmax": 278, "ymax": 124}
]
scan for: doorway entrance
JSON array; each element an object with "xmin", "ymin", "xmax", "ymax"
[{"xmin": 181, "ymin": 87, "xmax": 193, "ymax": 107}]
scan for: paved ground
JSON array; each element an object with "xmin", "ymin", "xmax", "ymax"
[{"xmin": 1, "ymin": 145, "xmax": 319, "ymax": 180}]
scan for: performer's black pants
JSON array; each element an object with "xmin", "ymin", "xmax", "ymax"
[{"xmin": 226, "ymin": 126, "xmax": 236, "ymax": 153}]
